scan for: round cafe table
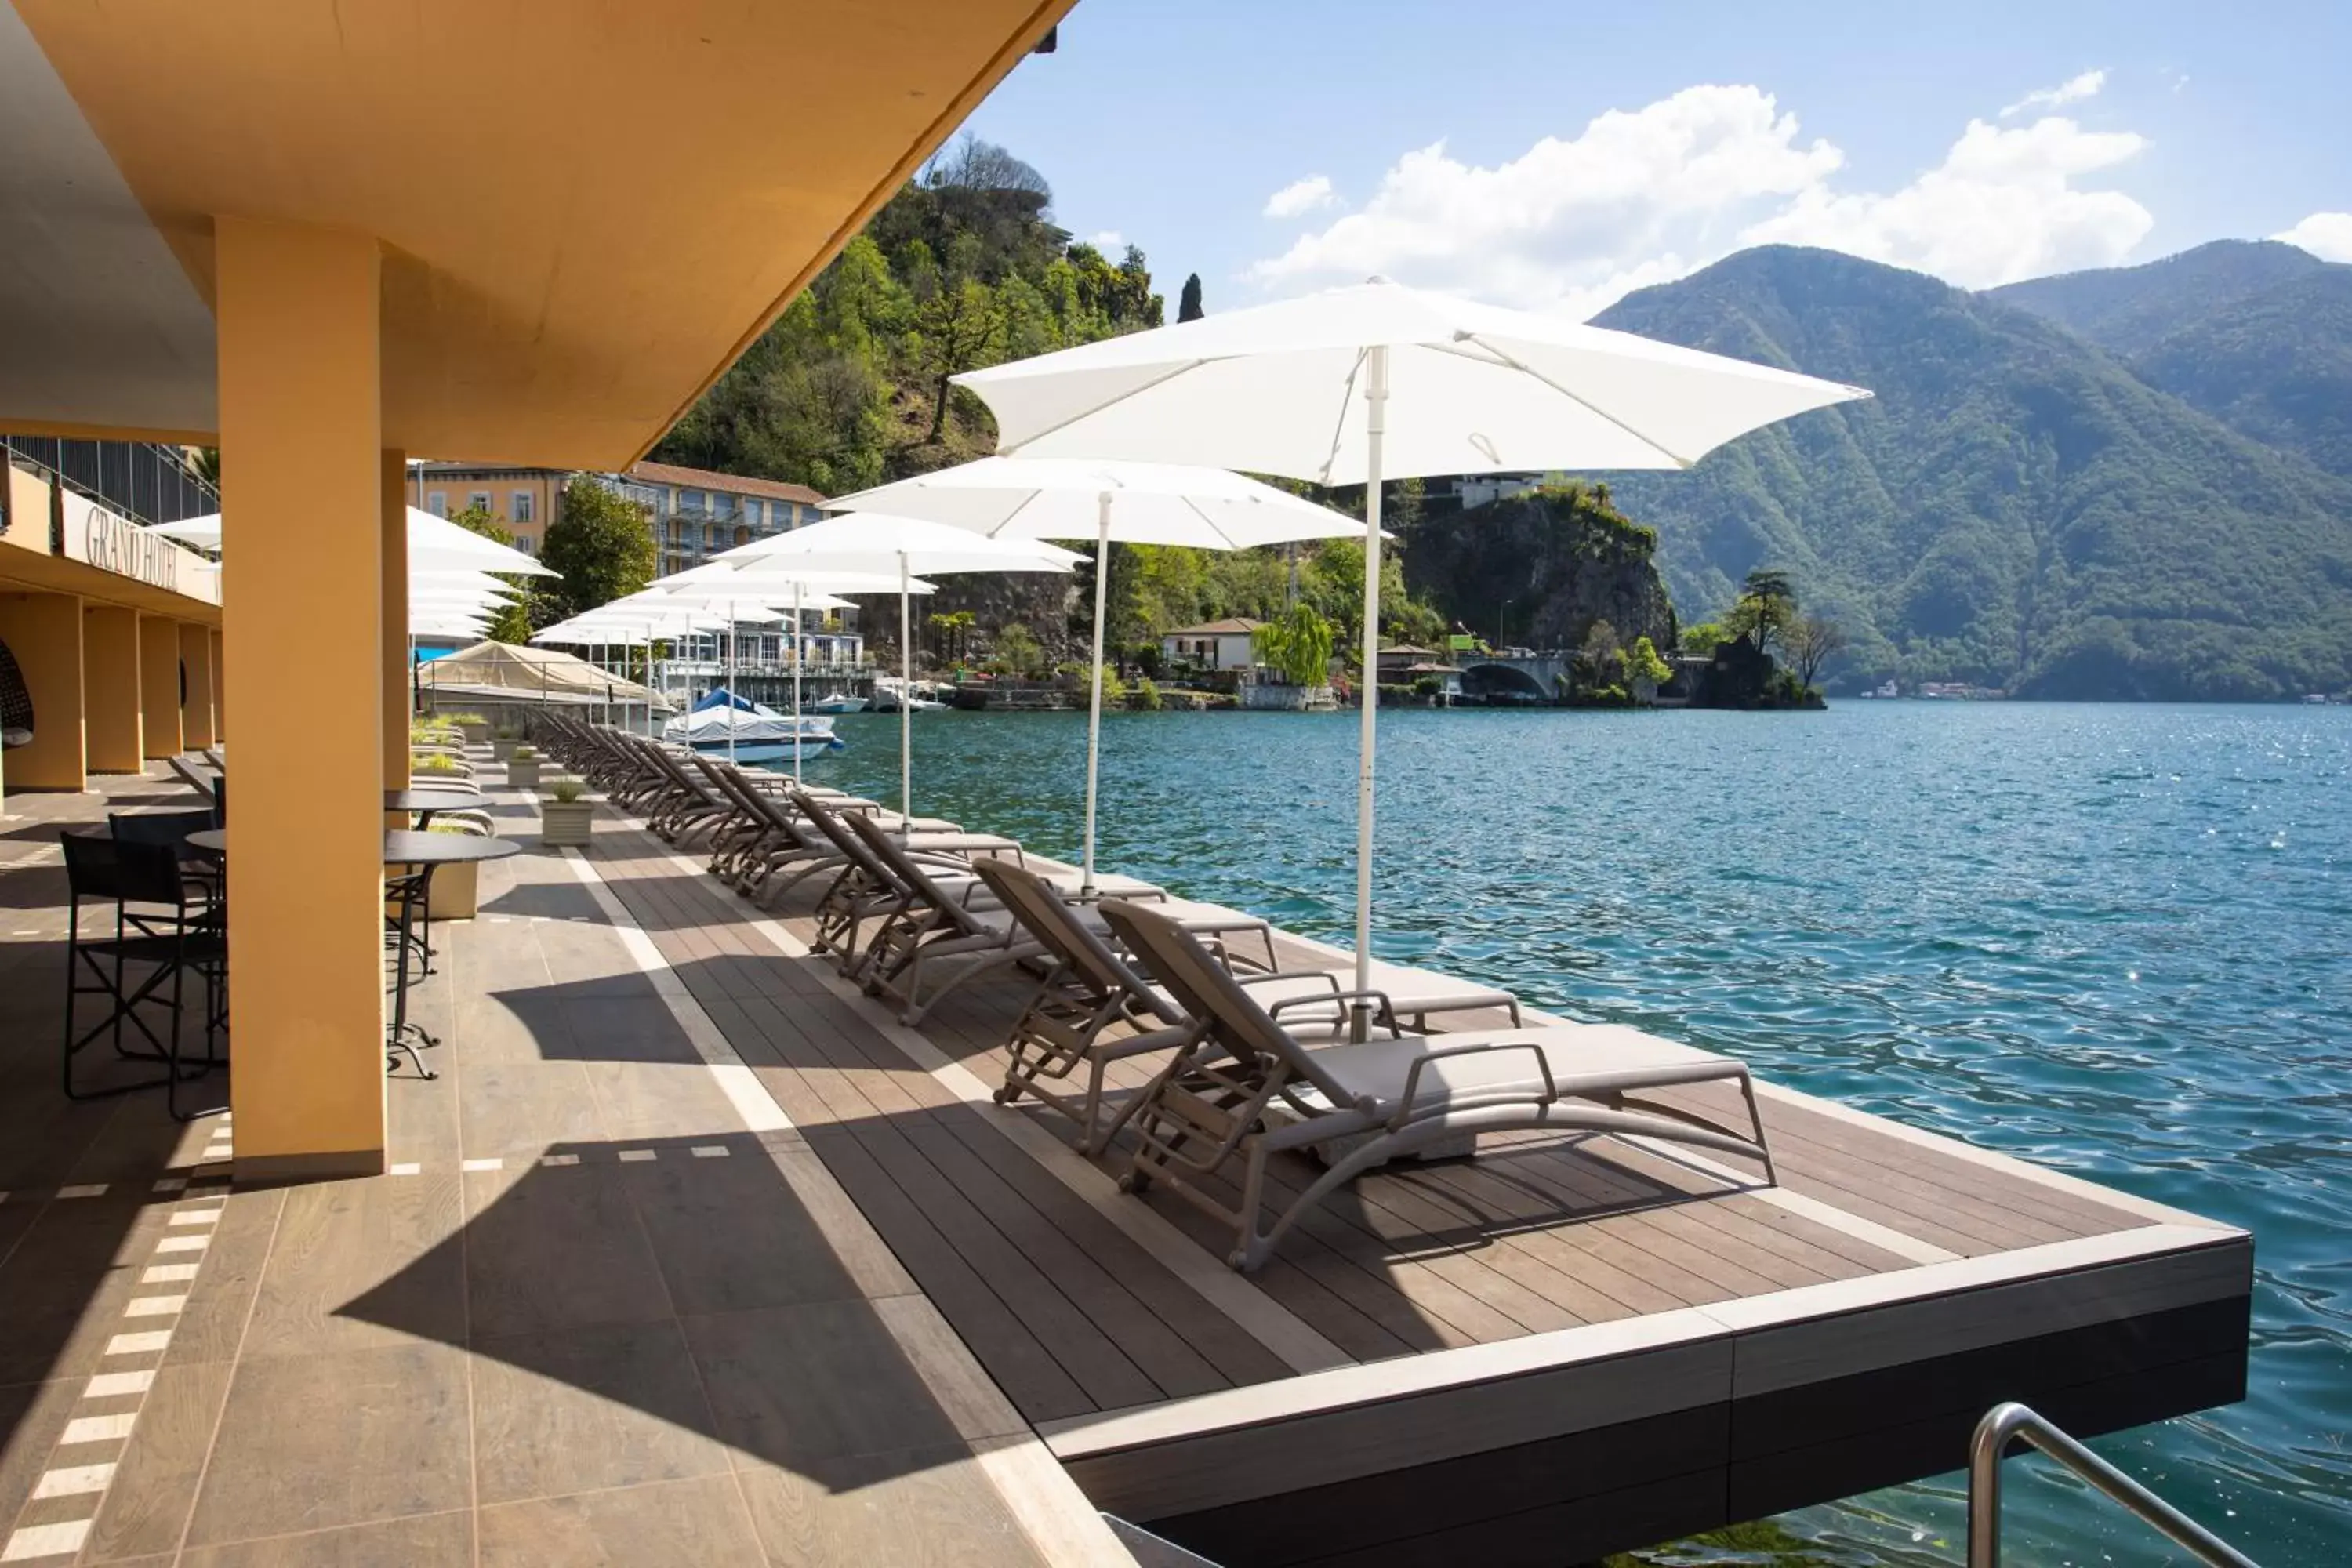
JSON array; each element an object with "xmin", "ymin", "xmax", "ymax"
[
  {"xmin": 385, "ymin": 788, "xmax": 481, "ymax": 829},
  {"xmin": 183, "ymin": 829, "xmax": 521, "ymax": 1078}
]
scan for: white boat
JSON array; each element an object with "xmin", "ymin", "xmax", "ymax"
[
  {"xmin": 664, "ymin": 690, "xmax": 843, "ymax": 753},
  {"xmin": 806, "ymin": 693, "xmax": 867, "ymax": 715},
  {"xmin": 871, "ymin": 677, "xmax": 946, "ymax": 713}
]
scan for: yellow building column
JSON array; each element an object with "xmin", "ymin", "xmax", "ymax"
[
  {"xmin": 217, "ymin": 216, "xmax": 387, "ymax": 1180},
  {"xmin": 83, "ymin": 605, "xmax": 144, "ymax": 772},
  {"xmin": 383, "ymin": 451, "xmax": 409, "ymax": 790},
  {"xmin": 137, "ymin": 613, "xmax": 181, "ymax": 758},
  {"xmin": 179, "ymin": 622, "xmax": 216, "ymax": 749},
  {"xmin": 0, "ymin": 591, "xmax": 85, "ymax": 791},
  {"xmin": 210, "ymin": 627, "xmax": 226, "ymax": 739}
]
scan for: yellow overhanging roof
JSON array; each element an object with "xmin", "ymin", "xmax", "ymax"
[{"xmin": 3, "ymin": 0, "xmax": 1073, "ymax": 467}]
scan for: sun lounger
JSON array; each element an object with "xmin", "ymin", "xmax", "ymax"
[{"xmin": 1099, "ymin": 898, "xmax": 1777, "ymax": 1271}]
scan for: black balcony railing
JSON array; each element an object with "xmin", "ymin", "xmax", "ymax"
[{"xmin": 1, "ymin": 436, "xmax": 220, "ymax": 541}]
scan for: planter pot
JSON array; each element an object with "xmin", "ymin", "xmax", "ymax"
[
  {"xmin": 492, "ymin": 738, "xmax": 522, "ymax": 761},
  {"xmin": 508, "ymin": 758, "xmax": 542, "ymax": 789},
  {"xmin": 429, "ymin": 858, "xmax": 480, "ymax": 920},
  {"xmin": 458, "ymin": 721, "xmax": 491, "ymax": 743},
  {"xmin": 540, "ymin": 799, "xmax": 596, "ymax": 848}
]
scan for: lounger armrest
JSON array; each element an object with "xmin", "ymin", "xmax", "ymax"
[
  {"xmin": 1272, "ymin": 986, "xmax": 1403, "ymax": 1035},
  {"xmin": 1233, "ymin": 970, "xmax": 1341, "ymax": 994},
  {"xmin": 1389, "ymin": 1040, "xmax": 1559, "ymax": 1132}
]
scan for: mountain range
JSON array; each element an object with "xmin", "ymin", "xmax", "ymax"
[{"xmin": 1589, "ymin": 241, "xmax": 2352, "ymax": 699}]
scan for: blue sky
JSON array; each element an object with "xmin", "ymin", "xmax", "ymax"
[{"xmin": 965, "ymin": 0, "xmax": 2352, "ymax": 317}]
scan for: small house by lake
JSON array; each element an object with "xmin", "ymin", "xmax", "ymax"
[{"xmin": 1161, "ymin": 616, "xmax": 1262, "ymax": 671}]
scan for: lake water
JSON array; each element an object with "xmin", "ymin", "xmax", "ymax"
[{"xmin": 786, "ymin": 701, "xmax": 2350, "ymax": 1566}]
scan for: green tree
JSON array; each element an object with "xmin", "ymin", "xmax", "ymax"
[
  {"xmin": 990, "ymin": 622, "xmax": 1044, "ymax": 677},
  {"xmin": 1680, "ymin": 621, "xmax": 1730, "ymax": 657},
  {"xmin": 1178, "ymin": 273, "xmax": 1204, "ymax": 322},
  {"xmin": 541, "ymin": 480, "xmax": 655, "ymax": 619},
  {"xmin": 1250, "ymin": 602, "xmax": 1335, "ymax": 688},
  {"xmin": 446, "ymin": 504, "xmax": 536, "ymax": 642},
  {"xmin": 1722, "ymin": 567, "xmax": 1798, "ymax": 658},
  {"xmin": 1626, "ymin": 634, "xmax": 1673, "ymax": 687}
]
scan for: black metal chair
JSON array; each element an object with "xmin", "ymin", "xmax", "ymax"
[
  {"xmin": 111, "ymin": 809, "xmax": 224, "ymax": 913},
  {"xmin": 62, "ymin": 833, "xmax": 227, "ymax": 1120}
]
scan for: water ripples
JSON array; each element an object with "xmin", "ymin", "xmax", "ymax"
[{"xmin": 794, "ymin": 701, "xmax": 2352, "ymax": 1565}]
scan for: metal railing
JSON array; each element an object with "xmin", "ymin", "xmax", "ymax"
[
  {"xmin": 1, "ymin": 436, "xmax": 219, "ymax": 539},
  {"xmin": 1968, "ymin": 1403, "xmax": 2259, "ymax": 1568}
]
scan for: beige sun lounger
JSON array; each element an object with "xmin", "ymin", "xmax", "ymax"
[{"xmin": 1101, "ymin": 898, "xmax": 1776, "ymax": 1272}]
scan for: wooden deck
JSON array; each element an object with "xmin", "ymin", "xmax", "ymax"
[
  {"xmin": 0, "ymin": 766, "xmax": 2252, "ymax": 1566},
  {"xmin": 583, "ymin": 803, "xmax": 2252, "ymax": 1566}
]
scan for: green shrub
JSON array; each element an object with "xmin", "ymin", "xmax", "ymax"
[
  {"xmin": 414, "ymin": 753, "xmax": 463, "ymax": 775},
  {"xmin": 548, "ymin": 778, "xmax": 586, "ymax": 804},
  {"xmin": 1132, "ymin": 677, "xmax": 1163, "ymax": 711},
  {"xmin": 511, "ymin": 745, "xmax": 536, "ymax": 760}
]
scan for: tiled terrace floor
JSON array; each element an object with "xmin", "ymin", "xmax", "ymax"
[{"xmin": 0, "ymin": 768, "xmax": 1118, "ymax": 1566}]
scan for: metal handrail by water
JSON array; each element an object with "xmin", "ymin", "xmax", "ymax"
[{"xmin": 1968, "ymin": 1403, "xmax": 2259, "ymax": 1568}]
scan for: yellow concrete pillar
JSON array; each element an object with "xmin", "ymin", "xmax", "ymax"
[
  {"xmin": 210, "ymin": 627, "xmax": 226, "ymax": 739},
  {"xmin": 217, "ymin": 216, "xmax": 387, "ymax": 1180},
  {"xmin": 138, "ymin": 613, "xmax": 181, "ymax": 758},
  {"xmin": 382, "ymin": 450, "xmax": 409, "ymax": 790},
  {"xmin": 83, "ymin": 605, "xmax": 144, "ymax": 772},
  {"xmin": 179, "ymin": 621, "xmax": 216, "ymax": 748},
  {"xmin": 0, "ymin": 591, "xmax": 85, "ymax": 791}
]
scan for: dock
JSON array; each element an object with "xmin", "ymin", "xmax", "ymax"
[{"xmin": 0, "ymin": 766, "xmax": 2250, "ymax": 1566}]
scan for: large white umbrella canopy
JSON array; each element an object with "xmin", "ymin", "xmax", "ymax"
[
  {"xmin": 827, "ymin": 457, "xmax": 1366, "ymax": 892},
  {"xmin": 151, "ymin": 506, "xmax": 559, "ymax": 578},
  {"xmin": 694, "ymin": 514, "xmax": 1079, "ymax": 819},
  {"xmin": 956, "ymin": 276, "xmax": 1872, "ymax": 1016}
]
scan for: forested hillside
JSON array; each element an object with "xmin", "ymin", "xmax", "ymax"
[
  {"xmin": 1595, "ymin": 246, "xmax": 2352, "ymax": 700},
  {"xmin": 655, "ymin": 138, "xmax": 1165, "ymax": 495}
]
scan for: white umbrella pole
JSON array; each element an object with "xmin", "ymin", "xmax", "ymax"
[
  {"xmin": 898, "ymin": 551, "xmax": 913, "ymax": 825},
  {"xmin": 791, "ymin": 582, "xmax": 804, "ymax": 784},
  {"xmin": 1081, "ymin": 492, "xmax": 1110, "ymax": 898},
  {"xmin": 1352, "ymin": 345, "xmax": 1390, "ymax": 1038},
  {"xmin": 726, "ymin": 602, "xmax": 737, "ymax": 764}
]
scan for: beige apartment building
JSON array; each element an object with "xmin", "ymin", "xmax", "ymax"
[{"xmin": 411, "ymin": 458, "xmax": 825, "ymax": 571}]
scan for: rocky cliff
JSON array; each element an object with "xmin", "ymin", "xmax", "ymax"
[{"xmin": 1403, "ymin": 485, "xmax": 1677, "ymax": 653}]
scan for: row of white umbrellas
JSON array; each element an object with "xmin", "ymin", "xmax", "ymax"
[
  {"xmin": 655, "ymin": 278, "xmax": 1867, "ymax": 1016},
  {"xmin": 150, "ymin": 505, "xmax": 557, "ymax": 641}
]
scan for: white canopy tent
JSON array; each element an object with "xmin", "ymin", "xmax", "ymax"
[
  {"xmin": 956, "ymin": 276, "xmax": 1871, "ymax": 1021},
  {"xmin": 827, "ymin": 457, "xmax": 1365, "ymax": 893},
  {"xmin": 684, "ymin": 515, "xmax": 1077, "ymax": 820}
]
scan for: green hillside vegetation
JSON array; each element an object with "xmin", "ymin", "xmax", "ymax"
[
  {"xmin": 2122, "ymin": 269, "xmax": 2352, "ymax": 481},
  {"xmin": 1594, "ymin": 245, "xmax": 2352, "ymax": 700},
  {"xmin": 655, "ymin": 137, "xmax": 1165, "ymax": 494},
  {"xmin": 1984, "ymin": 239, "xmax": 2332, "ymax": 358}
]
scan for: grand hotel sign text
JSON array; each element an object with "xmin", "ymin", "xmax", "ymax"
[{"xmin": 61, "ymin": 495, "xmax": 220, "ymax": 606}]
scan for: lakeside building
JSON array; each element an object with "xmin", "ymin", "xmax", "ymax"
[
  {"xmin": 1160, "ymin": 615, "xmax": 1261, "ymax": 670},
  {"xmin": 410, "ymin": 459, "xmax": 827, "ymax": 573}
]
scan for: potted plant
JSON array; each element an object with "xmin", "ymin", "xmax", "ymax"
[
  {"xmin": 507, "ymin": 744, "xmax": 541, "ymax": 789},
  {"xmin": 423, "ymin": 822, "xmax": 488, "ymax": 919},
  {"xmin": 540, "ymin": 776, "xmax": 594, "ymax": 848},
  {"xmin": 491, "ymin": 725, "xmax": 524, "ymax": 761},
  {"xmin": 412, "ymin": 752, "xmax": 470, "ymax": 783},
  {"xmin": 452, "ymin": 711, "xmax": 492, "ymax": 744}
]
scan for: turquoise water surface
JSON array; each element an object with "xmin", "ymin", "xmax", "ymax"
[{"xmin": 787, "ymin": 702, "xmax": 2349, "ymax": 1566}]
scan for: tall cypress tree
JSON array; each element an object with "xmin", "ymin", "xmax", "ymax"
[{"xmin": 1178, "ymin": 273, "xmax": 1204, "ymax": 322}]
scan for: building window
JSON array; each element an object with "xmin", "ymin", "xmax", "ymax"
[
  {"xmin": 426, "ymin": 491, "xmax": 448, "ymax": 517},
  {"xmin": 468, "ymin": 490, "xmax": 492, "ymax": 514},
  {"xmin": 510, "ymin": 535, "xmax": 536, "ymax": 556},
  {"xmin": 512, "ymin": 491, "xmax": 535, "ymax": 524},
  {"xmin": 742, "ymin": 499, "xmax": 763, "ymax": 526}
]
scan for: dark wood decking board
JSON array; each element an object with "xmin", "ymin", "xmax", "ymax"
[{"xmin": 575, "ymin": 810, "xmax": 2249, "ymax": 1565}]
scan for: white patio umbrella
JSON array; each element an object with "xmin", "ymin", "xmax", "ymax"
[
  {"xmin": 826, "ymin": 457, "xmax": 1365, "ymax": 894},
  {"xmin": 692, "ymin": 515, "xmax": 1078, "ymax": 821},
  {"xmin": 151, "ymin": 506, "xmax": 559, "ymax": 578},
  {"xmin": 956, "ymin": 276, "xmax": 1871, "ymax": 1021}
]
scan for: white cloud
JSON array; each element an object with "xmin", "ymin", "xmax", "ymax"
[
  {"xmin": 2274, "ymin": 212, "xmax": 2352, "ymax": 263},
  {"xmin": 2001, "ymin": 68, "xmax": 2107, "ymax": 119},
  {"xmin": 1084, "ymin": 230, "xmax": 1125, "ymax": 252},
  {"xmin": 1264, "ymin": 175, "xmax": 1338, "ymax": 219},
  {"xmin": 1743, "ymin": 116, "xmax": 2153, "ymax": 288},
  {"xmin": 1246, "ymin": 84, "xmax": 2155, "ymax": 316}
]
